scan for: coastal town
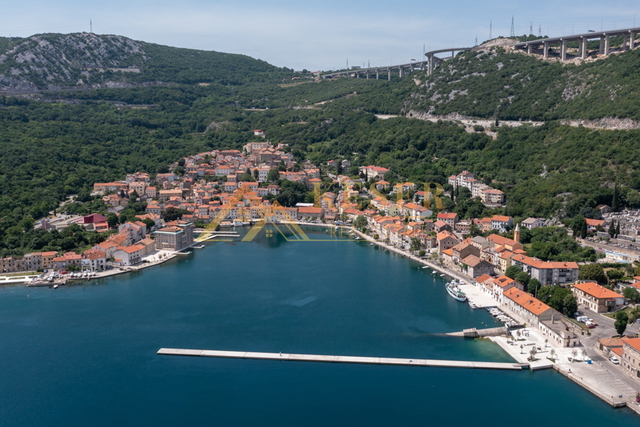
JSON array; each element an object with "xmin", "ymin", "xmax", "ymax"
[{"xmin": 2, "ymin": 134, "xmax": 640, "ymax": 412}]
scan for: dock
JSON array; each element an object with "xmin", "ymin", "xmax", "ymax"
[{"xmin": 157, "ymin": 348, "xmax": 528, "ymax": 370}]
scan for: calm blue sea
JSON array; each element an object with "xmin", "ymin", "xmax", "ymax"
[{"xmin": 0, "ymin": 227, "xmax": 638, "ymax": 426}]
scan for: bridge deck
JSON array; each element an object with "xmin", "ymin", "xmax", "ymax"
[
  {"xmin": 513, "ymin": 26, "xmax": 640, "ymax": 47},
  {"xmin": 157, "ymin": 348, "xmax": 527, "ymax": 370}
]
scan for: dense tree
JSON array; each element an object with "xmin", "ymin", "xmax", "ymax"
[
  {"xmin": 623, "ymin": 287, "xmax": 640, "ymax": 303},
  {"xmin": 538, "ymin": 285, "xmax": 575, "ymax": 315},
  {"xmin": 606, "ymin": 269, "xmax": 624, "ymax": 286},
  {"xmin": 163, "ymin": 207, "xmax": 191, "ymax": 221},
  {"xmin": 409, "ymin": 238, "xmax": 421, "ymax": 253},
  {"xmin": 515, "ymin": 271, "xmax": 531, "ymax": 290},
  {"xmin": 353, "ymin": 215, "xmax": 367, "ymax": 230},
  {"xmin": 505, "ymin": 266, "xmax": 522, "ymax": 280},
  {"xmin": 528, "ymin": 278, "xmax": 542, "ymax": 296},
  {"xmin": 615, "ymin": 311, "xmax": 629, "ymax": 336},
  {"xmin": 266, "ymin": 168, "xmax": 280, "ymax": 182},
  {"xmin": 562, "ymin": 294, "xmax": 578, "ymax": 317},
  {"xmin": 106, "ymin": 213, "xmax": 119, "ymax": 229},
  {"xmin": 579, "ymin": 264, "xmax": 607, "ymax": 284}
]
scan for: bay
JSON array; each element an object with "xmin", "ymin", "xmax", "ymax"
[{"xmin": 0, "ymin": 228, "xmax": 637, "ymax": 426}]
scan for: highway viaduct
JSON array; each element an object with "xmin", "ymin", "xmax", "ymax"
[
  {"xmin": 322, "ymin": 47, "xmax": 472, "ymax": 80},
  {"xmin": 512, "ymin": 27, "xmax": 640, "ymax": 61},
  {"xmin": 321, "ymin": 26, "xmax": 640, "ymax": 80}
]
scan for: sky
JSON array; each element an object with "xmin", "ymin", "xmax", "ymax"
[{"xmin": 1, "ymin": 0, "xmax": 639, "ymax": 71}]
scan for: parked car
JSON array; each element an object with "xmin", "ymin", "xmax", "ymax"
[{"xmin": 610, "ymin": 356, "xmax": 620, "ymax": 364}]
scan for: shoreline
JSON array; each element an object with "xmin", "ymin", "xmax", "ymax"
[
  {"xmin": 350, "ymin": 227, "xmax": 640, "ymax": 415},
  {"xmin": 6, "ymin": 222, "xmax": 640, "ymax": 415}
]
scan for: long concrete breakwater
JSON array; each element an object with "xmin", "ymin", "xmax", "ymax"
[{"xmin": 157, "ymin": 348, "xmax": 528, "ymax": 370}]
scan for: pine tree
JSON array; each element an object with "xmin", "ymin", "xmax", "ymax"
[
  {"xmin": 616, "ymin": 222, "xmax": 621, "ymax": 238},
  {"xmin": 609, "ymin": 221, "xmax": 616, "ymax": 238}
]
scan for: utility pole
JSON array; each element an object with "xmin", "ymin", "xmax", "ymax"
[{"xmin": 510, "ymin": 16, "xmax": 515, "ymax": 38}]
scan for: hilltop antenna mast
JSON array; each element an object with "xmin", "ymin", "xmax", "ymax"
[
  {"xmin": 90, "ymin": 19, "xmax": 93, "ymax": 33},
  {"xmin": 510, "ymin": 16, "xmax": 515, "ymax": 38},
  {"xmin": 529, "ymin": 22, "xmax": 533, "ymax": 36},
  {"xmin": 538, "ymin": 25, "xmax": 542, "ymax": 37},
  {"xmin": 490, "ymin": 20, "xmax": 492, "ymax": 39},
  {"xmin": 475, "ymin": 35, "xmax": 478, "ymax": 46}
]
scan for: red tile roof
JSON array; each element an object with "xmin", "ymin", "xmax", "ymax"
[
  {"xmin": 573, "ymin": 282, "xmax": 623, "ymax": 299},
  {"xmin": 503, "ymin": 288, "xmax": 551, "ymax": 316}
]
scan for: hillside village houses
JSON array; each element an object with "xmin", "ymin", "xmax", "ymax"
[
  {"xmin": 5, "ymin": 152, "xmax": 580, "ymax": 282},
  {"xmin": 0, "ymin": 152, "xmax": 619, "ymax": 311},
  {"xmin": 448, "ymin": 170, "xmax": 505, "ymax": 205}
]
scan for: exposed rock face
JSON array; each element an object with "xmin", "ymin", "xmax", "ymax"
[{"xmin": 0, "ymin": 33, "xmax": 148, "ymax": 91}]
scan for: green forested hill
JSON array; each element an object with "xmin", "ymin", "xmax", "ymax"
[
  {"xmin": 0, "ymin": 33, "xmax": 292, "ymax": 91},
  {"xmin": 2, "ymin": 39, "xmax": 640, "ymax": 255},
  {"xmin": 407, "ymin": 46, "xmax": 640, "ymax": 121}
]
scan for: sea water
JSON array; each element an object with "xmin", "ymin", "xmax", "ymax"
[{"xmin": 0, "ymin": 228, "xmax": 638, "ymax": 426}]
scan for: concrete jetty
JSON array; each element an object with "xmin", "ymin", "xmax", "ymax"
[
  {"xmin": 157, "ymin": 348, "xmax": 528, "ymax": 370},
  {"xmin": 446, "ymin": 326, "xmax": 507, "ymax": 338}
]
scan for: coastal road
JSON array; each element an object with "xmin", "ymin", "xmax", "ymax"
[{"xmin": 578, "ymin": 305, "xmax": 640, "ymax": 403}]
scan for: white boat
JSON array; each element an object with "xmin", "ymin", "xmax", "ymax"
[
  {"xmin": 370, "ymin": 243, "xmax": 374, "ymax": 246},
  {"xmin": 439, "ymin": 274, "xmax": 445, "ymax": 277},
  {"xmin": 422, "ymin": 266, "xmax": 429, "ymax": 269},
  {"xmin": 446, "ymin": 282, "xmax": 467, "ymax": 302},
  {"xmin": 53, "ymin": 284, "xmax": 59, "ymax": 289}
]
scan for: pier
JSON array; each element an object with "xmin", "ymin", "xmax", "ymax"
[{"xmin": 157, "ymin": 348, "xmax": 528, "ymax": 370}]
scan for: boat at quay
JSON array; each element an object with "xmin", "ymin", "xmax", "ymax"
[{"xmin": 446, "ymin": 280, "xmax": 468, "ymax": 302}]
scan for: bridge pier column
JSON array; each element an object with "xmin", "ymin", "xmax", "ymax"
[
  {"xmin": 622, "ymin": 34, "xmax": 628, "ymax": 50},
  {"xmin": 366, "ymin": 71, "xmax": 369, "ymax": 79},
  {"xmin": 604, "ymin": 35, "xmax": 610, "ymax": 55},
  {"xmin": 631, "ymin": 32, "xmax": 636, "ymax": 49},
  {"xmin": 580, "ymin": 37, "xmax": 587, "ymax": 59},
  {"xmin": 376, "ymin": 69, "xmax": 379, "ymax": 80},
  {"xmin": 599, "ymin": 37, "xmax": 604, "ymax": 54},
  {"xmin": 561, "ymin": 39, "xmax": 567, "ymax": 61},
  {"xmin": 427, "ymin": 54, "xmax": 434, "ymax": 75},
  {"xmin": 387, "ymin": 68, "xmax": 391, "ymax": 80},
  {"xmin": 399, "ymin": 67, "xmax": 404, "ymax": 78},
  {"xmin": 543, "ymin": 42, "xmax": 549, "ymax": 59},
  {"xmin": 527, "ymin": 44, "xmax": 532, "ymax": 54}
]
